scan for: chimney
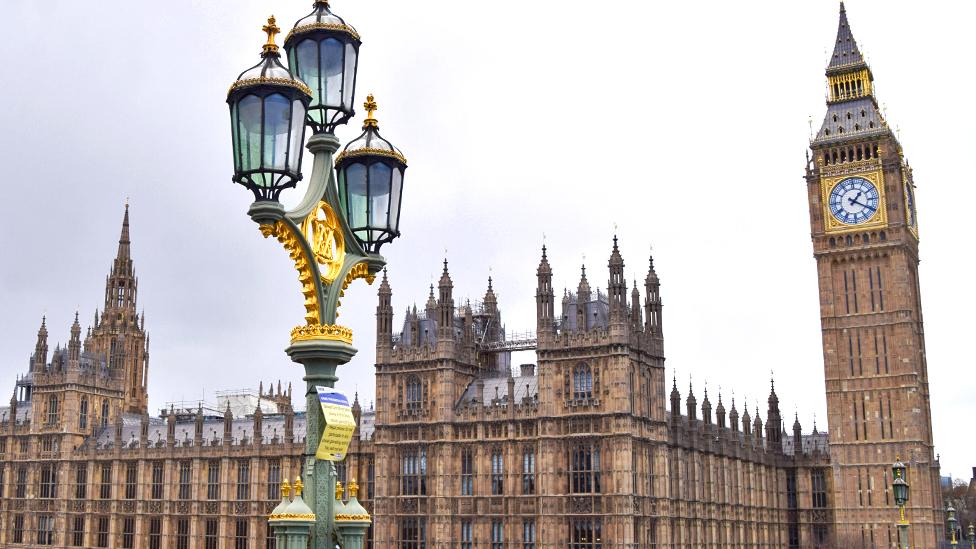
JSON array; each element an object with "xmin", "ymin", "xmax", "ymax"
[{"xmin": 519, "ymin": 364, "xmax": 535, "ymax": 377}]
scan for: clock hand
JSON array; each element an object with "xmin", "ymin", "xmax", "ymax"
[{"xmin": 848, "ymin": 197, "xmax": 870, "ymax": 208}]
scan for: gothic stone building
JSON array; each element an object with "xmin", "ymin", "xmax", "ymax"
[
  {"xmin": 0, "ymin": 208, "xmax": 378, "ymax": 549},
  {"xmin": 0, "ymin": 4, "xmax": 944, "ymax": 549}
]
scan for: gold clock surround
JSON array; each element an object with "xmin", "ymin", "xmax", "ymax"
[{"xmin": 820, "ymin": 169, "xmax": 888, "ymax": 234}]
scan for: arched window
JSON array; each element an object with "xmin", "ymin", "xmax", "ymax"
[
  {"xmin": 572, "ymin": 364, "xmax": 593, "ymax": 400},
  {"xmin": 47, "ymin": 395, "xmax": 59, "ymax": 425},
  {"xmin": 101, "ymin": 400, "xmax": 110, "ymax": 427},
  {"xmin": 405, "ymin": 376, "xmax": 422, "ymax": 409},
  {"xmin": 79, "ymin": 397, "xmax": 89, "ymax": 430}
]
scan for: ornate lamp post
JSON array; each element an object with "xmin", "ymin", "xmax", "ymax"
[
  {"xmin": 947, "ymin": 505, "xmax": 959, "ymax": 546},
  {"xmin": 226, "ymin": 3, "xmax": 407, "ymax": 547},
  {"xmin": 892, "ymin": 457, "xmax": 910, "ymax": 549},
  {"xmin": 966, "ymin": 523, "xmax": 974, "ymax": 549}
]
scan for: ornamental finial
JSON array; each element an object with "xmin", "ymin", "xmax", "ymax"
[
  {"xmin": 364, "ymin": 94, "xmax": 378, "ymax": 128},
  {"xmin": 293, "ymin": 476, "xmax": 304, "ymax": 496},
  {"xmin": 335, "ymin": 480, "xmax": 344, "ymax": 501},
  {"xmin": 348, "ymin": 478, "xmax": 360, "ymax": 498},
  {"xmin": 281, "ymin": 479, "xmax": 292, "ymax": 498},
  {"xmin": 262, "ymin": 16, "xmax": 281, "ymax": 54}
]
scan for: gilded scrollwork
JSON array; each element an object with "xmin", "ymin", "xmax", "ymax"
[
  {"xmin": 260, "ymin": 221, "xmax": 320, "ymax": 325},
  {"xmin": 302, "ymin": 201, "xmax": 345, "ymax": 284}
]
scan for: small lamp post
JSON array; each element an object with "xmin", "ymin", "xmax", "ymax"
[
  {"xmin": 966, "ymin": 523, "xmax": 974, "ymax": 549},
  {"xmin": 947, "ymin": 505, "xmax": 958, "ymax": 546},
  {"xmin": 226, "ymin": 4, "xmax": 407, "ymax": 548},
  {"xmin": 892, "ymin": 457, "xmax": 910, "ymax": 549}
]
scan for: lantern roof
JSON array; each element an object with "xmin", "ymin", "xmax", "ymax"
[
  {"xmin": 228, "ymin": 16, "xmax": 311, "ymax": 100},
  {"xmin": 335, "ymin": 95, "xmax": 407, "ymax": 166},
  {"xmin": 286, "ymin": 0, "xmax": 361, "ymax": 45}
]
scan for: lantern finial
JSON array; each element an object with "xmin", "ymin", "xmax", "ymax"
[
  {"xmin": 364, "ymin": 94, "xmax": 378, "ymax": 128},
  {"xmin": 262, "ymin": 16, "xmax": 281, "ymax": 54}
]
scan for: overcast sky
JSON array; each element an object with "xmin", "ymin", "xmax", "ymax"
[{"xmin": 1, "ymin": 1, "xmax": 972, "ymax": 478}]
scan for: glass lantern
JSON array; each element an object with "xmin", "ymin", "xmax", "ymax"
[
  {"xmin": 335, "ymin": 95, "xmax": 407, "ymax": 253},
  {"xmin": 892, "ymin": 477, "xmax": 908, "ymax": 506},
  {"xmin": 228, "ymin": 17, "xmax": 311, "ymax": 201},
  {"xmin": 284, "ymin": 1, "xmax": 361, "ymax": 134}
]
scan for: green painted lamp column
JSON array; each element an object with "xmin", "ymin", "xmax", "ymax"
[{"xmin": 229, "ymin": 4, "xmax": 408, "ymax": 547}]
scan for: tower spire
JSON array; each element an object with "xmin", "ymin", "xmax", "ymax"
[
  {"xmin": 118, "ymin": 202, "xmax": 131, "ymax": 261},
  {"xmin": 828, "ymin": 2, "xmax": 864, "ymax": 70}
]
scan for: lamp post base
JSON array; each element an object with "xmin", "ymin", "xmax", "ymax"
[{"xmin": 285, "ymin": 337, "xmax": 357, "ymax": 549}]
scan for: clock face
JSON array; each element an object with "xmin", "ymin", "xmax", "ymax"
[
  {"xmin": 905, "ymin": 182, "xmax": 917, "ymax": 228},
  {"xmin": 828, "ymin": 177, "xmax": 880, "ymax": 225}
]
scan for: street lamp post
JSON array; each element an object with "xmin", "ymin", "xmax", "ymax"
[
  {"xmin": 947, "ymin": 505, "xmax": 959, "ymax": 546},
  {"xmin": 226, "ymin": 2, "xmax": 408, "ymax": 548},
  {"xmin": 892, "ymin": 457, "xmax": 911, "ymax": 549},
  {"xmin": 967, "ymin": 523, "xmax": 974, "ymax": 549}
]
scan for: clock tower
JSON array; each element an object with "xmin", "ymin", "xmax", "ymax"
[{"xmin": 806, "ymin": 4, "xmax": 942, "ymax": 548}]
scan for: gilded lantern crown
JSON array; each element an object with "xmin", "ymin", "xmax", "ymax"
[
  {"xmin": 229, "ymin": 17, "xmax": 312, "ymax": 99},
  {"xmin": 334, "ymin": 94, "xmax": 408, "ymax": 253},
  {"xmin": 284, "ymin": 0, "xmax": 362, "ymax": 134}
]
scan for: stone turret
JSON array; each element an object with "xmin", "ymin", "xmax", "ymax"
[
  {"xmin": 686, "ymin": 381, "xmax": 697, "ymax": 423},
  {"xmin": 223, "ymin": 402, "xmax": 233, "ymax": 446},
  {"xmin": 576, "ymin": 265, "xmax": 591, "ymax": 331},
  {"xmin": 669, "ymin": 377, "xmax": 681, "ymax": 427},
  {"xmin": 536, "ymin": 245, "xmax": 554, "ymax": 338},
  {"xmin": 167, "ymin": 405, "xmax": 176, "ymax": 448},
  {"xmin": 716, "ymin": 392, "xmax": 726, "ymax": 429},
  {"xmin": 793, "ymin": 414, "xmax": 803, "ymax": 455},
  {"xmin": 607, "ymin": 236, "xmax": 627, "ymax": 325},
  {"xmin": 376, "ymin": 269, "xmax": 393, "ymax": 359},
  {"xmin": 437, "ymin": 260, "xmax": 454, "ymax": 340},
  {"xmin": 194, "ymin": 405, "xmax": 204, "ymax": 446},
  {"xmin": 766, "ymin": 379, "xmax": 783, "ymax": 453},
  {"xmin": 253, "ymin": 404, "xmax": 263, "ymax": 445},
  {"xmin": 31, "ymin": 316, "xmax": 48, "ymax": 373},
  {"xmin": 701, "ymin": 387, "xmax": 712, "ymax": 426},
  {"xmin": 68, "ymin": 312, "xmax": 82, "ymax": 365}
]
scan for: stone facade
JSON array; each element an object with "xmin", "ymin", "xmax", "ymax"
[{"xmin": 369, "ymin": 243, "xmax": 833, "ymax": 549}]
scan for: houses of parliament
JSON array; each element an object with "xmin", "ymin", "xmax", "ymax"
[{"xmin": 0, "ymin": 4, "xmax": 946, "ymax": 548}]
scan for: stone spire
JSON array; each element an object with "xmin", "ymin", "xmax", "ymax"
[
  {"xmin": 630, "ymin": 283, "xmax": 642, "ymax": 332},
  {"xmin": 729, "ymin": 396, "xmax": 739, "ymax": 432},
  {"xmin": 741, "ymin": 400, "xmax": 751, "ymax": 435},
  {"xmin": 669, "ymin": 375, "xmax": 681, "ymax": 426},
  {"xmin": 376, "ymin": 269, "xmax": 393, "ymax": 354},
  {"xmin": 437, "ymin": 259, "xmax": 454, "ymax": 339},
  {"xmin": 166, "ymin": 405, "xmax": 176, "ymax": 447},
  {"xmin": 32, "ymin": 316, "xmax": 49, "ymax": 372},
  {"xmin": 425, "ymin": 284, "xmax": 437, "ymax": 319},
  {"xmin": 105, "ymin": 204, "xmax": 137, "ymax": 311},
  {"xmin": 701, "ymin": 386, "xmax": 712, "ymax": 426},
  {"xmin": 716, "ymin": 391, "xmax": 726, "ymax": 429},
  {"xmin": 753, "ymin": 406, "xmax": 763, "ymax": 445},
  {"xmin": 482, "ymin": 275, "xmax": 501, "ymax": 343},
  {"xmin": 607, "ymin": 236, "xmax": 627, "ymax": 323},
  {"xmin": 793, "ymin": 413, "xmax": 803, "ymax": 454},
  {"xmin": 194, "ymin": 405, "xmax": 204, "ymax": 445},
  {"xmin": 766, "ymin": 378, "xmax": 783, "ymax": 453},
  {"xmin": 644, "ymin": 254, "xmax": 662, "ymax": 339},
  {"xmin": 68, "ymin": 312, "xmax": 82, "ymax": 364},
  {"xmin": 535, "ymin": 245, "xmax": 554, "ymax": 336},
  {"xmin": 576, "ymin": 264, "xmax": 590, "ymax": 331},
  {"xmin": 686, "ymin": 379, "xmax": 697, "ymax": 422},
  {"xmin": 253, "ymin": 404, "xmax": 264, "ymax": 445},
  {"xmin": 223, "ymin": 402, "xmax": 233, "ymax": 446}
]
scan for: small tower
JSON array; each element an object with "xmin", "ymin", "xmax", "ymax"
[
  {"xmin": 253, "ymin": 404, "xmax": 264, "ymax": 445},
  {"xmin": 535, "ymin": 246, "xmax": 555, "ymax": 338},
  {"xmin": 701, "ymin": 387, "xmax": 712, "ymax": 426},
  {"xmin": 437, "ymin": 260, "xmax": 454, "ymax": 340},
  {"xmin": 715, "ymin": 392, "xmax": 726, "ymax": 429},
  {"xmin": 194, "ymin": 405, "xmax": 204, "ymax": 446},
  {"xmin": 741, "ymin": 403, "xmax": 751, "ymax": 436},
  {"xmin": 630, "ymin": 283, "xmax": 643, "ymax": 333},
  {"xmin": 31, "ymin": 316, "xmax": 49, "ymax": 373},
  {"xmin": 68, "ymin": 312, "xmax": 82, "ymax": 366},
  {"xmin": 223, "ymin": 402, "xmax": 233, "ymax": 447},
  {"xmin": 607, "ymin": 236, "xmax": 627, "ymax": 325},
  {"xmin": 792, "ymin": 413, "xmax": 803, "ymax": 456},
  {"xmin": 576, "ymin": 265, "xmax": 591, "ymax": 331},
  {"xmin": 166, "ymin": 406, "xmax": 176, "ymax": 448},
  {"xmin": 669, "ymin": 376, "xmax": 681, "ymax": 427},
  {"xmin": 729, "ymin": 397, "xmax": 739, "ymax": 433},
  {"xmin": 766, "ymin": 379, "xmax": 783, "ymax": 453},
  {"xmin": 376, "ymin": 269, "xmax": 393, "ymax": 360},
  {"xmin": 752, "ymin": 407, "xmax": 763, "ymax": 446},
  {"xmin": 644, "ymin": 254, "xmax": 663, "ymax": 354},
  {"xmin": 686, "ymin": 380, "xmax": 697, "ymax": 423}
]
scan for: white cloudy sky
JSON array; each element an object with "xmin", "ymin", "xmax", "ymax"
[{"xmin": 1, "ymin": 1, "xmax": 973, "ymax": 478}]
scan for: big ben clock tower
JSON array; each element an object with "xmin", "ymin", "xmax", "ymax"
[{"xmin": 806, "ymin": 4, "xmax": 942, "ymax": 548}]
